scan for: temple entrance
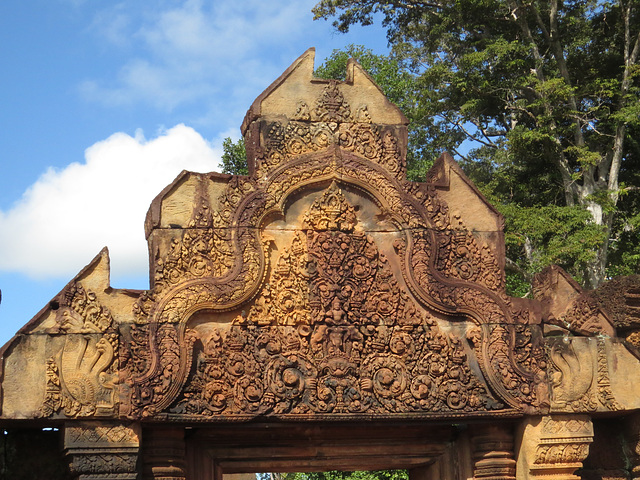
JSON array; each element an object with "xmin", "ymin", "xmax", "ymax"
[
  {"xmin": 186, "ymin": 422, "xmax": 454, "ymax": 475},
  {"xmin": 139, "ymin": 421, "xmax": 514, "ymax": 480}
]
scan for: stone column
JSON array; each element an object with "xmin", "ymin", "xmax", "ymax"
[
  {"xmin": 141, "ymin": 427, "xmax": 187, "ymax": 480},
  {"xmin": 470, "ymin": 425, "xmax": 517, "ymax": 480},
  {"xmin": 516, "ymin": 415, "xmax": 593, "ymax": 480},
  {"xmin": 64, "ymin": 421, "xmax": 140, "ymax": 480}
]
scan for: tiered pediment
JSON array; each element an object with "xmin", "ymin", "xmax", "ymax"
[
  {"xmin": 4, "ymin": 49, "xmax": 640, "ymax": 428},
  {"xmin": 117, "ymin": 50, "xmax": 547, "ymax": 420}
]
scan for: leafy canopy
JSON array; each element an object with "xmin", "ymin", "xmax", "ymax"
[
  {"xmin": 221, "ymin": 137, "xmax": 248, "ymax": 176},
  {"xmin": 313, "ymin": 0, "xmax": 640, "ymax": 289},
  {"xmin": 257, "ymin": 470, "xmax": 408, "ymax": 480}
]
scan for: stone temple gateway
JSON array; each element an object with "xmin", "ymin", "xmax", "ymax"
[{"xmin": 2, "ymin": 48, "xmax": 640, "ymax": 480}]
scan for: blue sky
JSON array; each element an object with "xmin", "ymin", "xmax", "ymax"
[{"xmin": 0, "ymin": 0, "xmax": 390, "ymax": 345}]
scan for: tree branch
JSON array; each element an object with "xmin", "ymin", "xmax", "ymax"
[
  {"xmin": 608, "ymin": 1, "xmax": 640, "ymax": 196},
  {"xmin": 470, "ymin": 118, "xmax": 500, "ymax": 148},
  {"xmin": 548, "ymin": 0, "xmax": 585, "ymax": 150},
  {"xmin": 505, "ymin": 256, "xmax": 533, "ymax": 282},
  {"xmin": 451, "ymin": 145, "xmax": 471, "ymax": 162}
]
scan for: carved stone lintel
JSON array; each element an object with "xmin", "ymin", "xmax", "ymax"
[
  {"xmin": 142, "ymin": 427, "xmax": 186, "ymax": 480},
  {"xmin": 517, "ymin": 415, "xmax": 593, "ymax": 480},
  {"xmin": 64, "ymin": 421, "xmax": 140, "ymax": 480},
  {"xmin": 471, "ymin": 425, "xmax": 516, "ymax": 480}
]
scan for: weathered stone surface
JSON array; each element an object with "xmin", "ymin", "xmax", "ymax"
[
  {"xmin": 533, "ymin": 265, "xmax": 615, "ymax": 337},
  {"xmin": 589, "ymin": 274, "xmax": 640, "ymax": 351},
  {"xmin": 1, "ymin": 249, "xmax": 139, "ymax": 419},
  {"xmin": 64, "ymin": 421, "xmax": 140, "ymax": 480},
  {"xmin": 516, "ymin": 415, "xmax": 594, "ymax": 480},
  {"xmin": 590, "ymin": 275, "xmax": 640, "ymax": 327},
  {"xmin": 545, "ymin": 336, "xmax": 638, "ymax": 413},
  {"xmin": 471, "ymin": 425, "xmax": 517, "ymax": 480}
]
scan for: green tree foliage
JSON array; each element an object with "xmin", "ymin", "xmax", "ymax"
[
  {"xmin": 221, "ymin": 137, "xmax": 248, "ymax": 176},
  {"xmin": 257, "ymin": 470, "xmax": 409, "ymax": 480},
  {"xmin": 314, "ymin": 45, "xmax": 435, "ymax": 179},
  {"xmin": 313, "ymin": 0, "xmax": 640, "ymax": 288}
]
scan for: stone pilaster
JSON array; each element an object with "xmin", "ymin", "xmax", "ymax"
[
  {"xmin": 516, "ymin": 415, "xmax": 593, "ymax": 480},
  {"xmin": 141, "ymin": 427, "xmax": 187, "ymax": 480},
  {"xmin": 64, "ymin": 421, "xmax": 140, "ymax": 480},
  {"xmin": 471, "ymin": 425, "xmax": 517, "ymax": 480}
]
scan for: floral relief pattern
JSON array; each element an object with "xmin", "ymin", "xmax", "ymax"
[
  {"xmin": 255, "ymin": 81, "xmax": 405, "ymax": 179},
  {"xmin": 171, "ymin": 185, "xmax": 501, "ymax": 417},
  {"xmin": 117, "ymin": 72, "xmax": 549, "ymax": 419}
]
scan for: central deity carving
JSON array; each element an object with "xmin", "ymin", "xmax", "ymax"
[{"xmin": 171, "ymin": 183, "xmax": 502, "ymax": 417}]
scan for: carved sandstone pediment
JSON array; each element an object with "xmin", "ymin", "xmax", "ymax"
[
  {"xmin": 114, "ymin": 50, "xmax": 548, "ymax": 420},
  {"xmin": 164, "ymin": 183, "xmax": 503, "ymax": 418},
  {"xmin": 123, "ymin": 158, "xmax": 547, "ymax": 419},
  {"xmin": 10, "ymin": 48, "xmax": 640, "ymax": 426}
]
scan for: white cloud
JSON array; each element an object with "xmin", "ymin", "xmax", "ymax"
[
  {"xmin": 76, "ymin": 0, "xmax": 391, "ymax": 137},
  {"xmin": 87, "ymin": 4, "xmax": 132, "ymax": 47},
  {"xmin": 0, "ymin": 125, "xmax": 223, "ymax": 280},
  {"xmin": 80, "ymin": 0, "xmax": 314, "ymax": 112}
]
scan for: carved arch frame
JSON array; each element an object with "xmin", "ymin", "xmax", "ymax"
[{"xmin": 125, "ymin": 147, "xmax": 546, "ymax": 419}]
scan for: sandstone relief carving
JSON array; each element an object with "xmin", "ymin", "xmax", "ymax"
[
  {"xmin": 533, "ymin": 265, "xmax": 615, "ymax": 336},
  {"xmin": 122, "ymin": 152, "xmax": 546, "ymax": 419},
  {"xmin": 3, "ymin": 48, "xmax": 638, "ymax": 440},
  {"xmin": 64, "ymin": 422, "xmax": 140, "ymax": 480},
  {"xmin": 256, "ymin": 81, "xmax": 404, "ymax": 180},
  {"xmin": 528, "ymin": 415, "xmax": 594, "ymax": 480},
  {"xmin": 40, "ymin": 283, "xmax": 119, "ymax": 418},
  {"xmin": 113, "ymin": 55, "xmax": 550, "ymax": 419},
  {"xmin": 4, "ymin": 46, "xmax": 640, "ymax": 480},
  {"xmin": 166, "ymin": 183, "xmax": 502, "ymax": 417}
]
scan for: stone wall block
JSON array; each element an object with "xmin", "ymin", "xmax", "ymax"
[
  {"xmin": 517, "ymin": 415, "xmax": 593, "ymax": 480},
  {"xmin": 64, "ymin": 421, "xmax": 140, "ymax": 480}
]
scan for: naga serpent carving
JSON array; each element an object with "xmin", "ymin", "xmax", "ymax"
[{"xmin": 41, "ymin": 284, "xmax": 119, "ymax": 417}]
